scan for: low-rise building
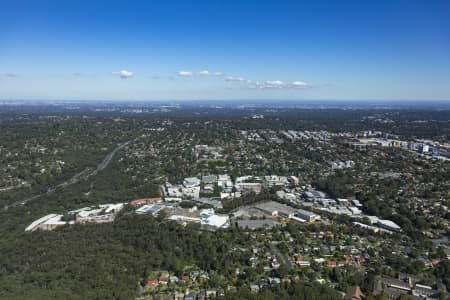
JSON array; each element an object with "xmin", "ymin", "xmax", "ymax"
[
  {"xmin": 235, "ymin": 182, "xmax": 262, "ymax": 194},
  {"xmin": 25, "ymin": 214, "xmax": 68, "ymax": 231},
  {"xmin": 26, "ymin": 203, "xmax": 124, "ymax": 231},
  {"xmin": 235, "ymin": 219, "xmax": 280, "ymax": 230},
  {"xmin": 292, "ymin": 209, "xmax": 320, "ymax": 223},
  {"xmin": 135, "ymin": 204, "xmax": 164, "ymax": 216},
  {"xmin": 183, "ymin": 177, "xmax": 201, "ymax": 188},
  {"xmin": 182, "ymin": 186, "xmax": 200, "ymax": 199},
  {"xmin": 76, "ymin": 204, "xmax": 124, "ymax": 224},
  {"xmin": 377, "ymin": 219, "xmax": 402, "ymax": 233},
  {"xmin": 193, "ymin": 198, "xmax": 223, "ymax": 208},
  {"xmin": 264, "ymin": 175, "xmax": 289, "ymax": 187},
  {"xmin": 201, "ymin": 175, "xmax": 217, "ymax": 184},
  {"xmin": 130, "ymin": 197, "xmax": 162, "ymax": 206},
  {"xmin": 254, "ymin": 201, "xmax": 297, "ymax": 218},
  {"xmin": 217, "ymin": 174, "xmax": 231, "ymax": 187},
  {"xmin": 200, "ymin": 209, "xmax": 229, "ymax": 228}
]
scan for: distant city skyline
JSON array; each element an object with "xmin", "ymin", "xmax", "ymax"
[{"xmin": 1, "ymin": 0, "xmax": 450, "ymax": 101}]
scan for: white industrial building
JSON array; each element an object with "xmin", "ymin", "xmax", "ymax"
[
  {"xmin": 235, "ymin": 182, "xmax": 262, "ymax": 194},
  {"xmin": 254, "ymin": 201, "xmax": 298, "ymax": 218},
  {"xmin": 292, "ymin": 209, "xmax": 320, "ymax": 223},
  {"xmin": 135, "ymin": 204, "xmax": 164, "ymax": 216},
  {"xmin": 377, "ymin": 219, "xmax": 402, "ymax": 233},
  {"xmin": 264, "ymin": 175, "xmax": 289, "ymax": 187},
  {"xmin": 183, "ymin": 177, "xmax": 201, "ymax": 188},
  {"xmin": 25, "ymin": 214, "xmax": 69, "ymax": 232},
  {"xmin": 182, "ymin": 186, "xmax": 200, "ymax": 199}
]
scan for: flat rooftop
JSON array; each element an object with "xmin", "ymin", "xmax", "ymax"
[
  {"xmin": 236, "ymin": 219, "xmax": 280, "ymax": 229},
  {"xmin": 254, "ymin": 201, "xmax": 298, "ymax": 215}
]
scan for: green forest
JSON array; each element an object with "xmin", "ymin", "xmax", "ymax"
[{"xmin": 0, "ymin": 213, "xmax": 343, "ymax": 300}]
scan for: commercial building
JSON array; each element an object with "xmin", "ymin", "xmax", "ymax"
[
  {"xmin": 75, "ymin": 203, "xmax": 124, "ymax": 224},
  {"xmin": 348, "ymin": 206, "xmax": 362, "ymax": 215},
  {"xmin": 164, "ymin": 183, "xmax": 183, "ymax": 198},
  {"xmin": 231, "ymin": 206, "xmax": 267, "ymax": 219},
  {"xmin": 235, "ymin": 182, "xmax": 262, "ymax": 194},
  {"xmin": 201, "ymin": 175, "xmax": 218, "ymax": 184},
  {"xmin": 254, "ymin": 201, "xmax": 298, "ymax": 218},
  {"xmin": 25, "ymin": 214, "xmax": 68, "ymax": 232},
  {"xmin": 76, "ymin": 208, "xmax": 112, "ymax": 224},
  {"xmin": 337, "ymin": 198, "xmax": 349, "ymax": 206},
  {"xmin": 183, "ymin": 177, "xmax": 201, "ymax": 188},
  {"xmin": 25, "ymin": 203, "xmax": 124, "ymax": 231},
  {"xmin": 276, "ymin": 190, "xmax": 297, "ymax": 201},
  {"xmin": 419, "ymin": 144, "xmax": 430, "ymax": 153},
  {"xmin": 377, "ymin": 219, "xmax": 402, "ymax": 233},
  {"xmin": 193, "ymin": 198, "xmax": 223, "ymax": 209},
  {"xmin": 264, "ymin": 175, "xmax": 288, "ymax": 187},
  {"xmin": 165, "ymin": 207, "xmax": 229, "ymax": 229},
  {"xmin": 182, "ymin": 186, "xmax": 200, "ymax": 199},
  {"xmin": 236, "ymin": 219, "xmax": 280, "ymax": 230},
  {"xmin": 292, "ymin": 209, "xmax": 320, "ymax": 223},
  {"xmin": 352, "ymin": 199, "xmax": 363, "ymax": 207},
  {"xmin": 36, "ymin": 214, "xmax": 68, "ymax": 231},
  {"xmin": 135, "ymin": 204, "xmax": 164, "ymax": 216},
  {"xmin": 130, "ymin": 197, "xmax": 162, "ymax": 206},
  {"xmin": 217, "ymin": 174, "xmax": 231, "ymax": 187},
  {"xmin": 168, "ymin": 215, "xmax": 201, "ymax": 223},
  {"xmin": 201, "ymin": 214, "xmax": 229, "ymax": 229},
  {"xmin": 202, "ymin": 184, "xmax": 215, "ymax": 193},
  {"xmin": 319, "ymin": 198, "xmax": 337, "ymax": 207}
]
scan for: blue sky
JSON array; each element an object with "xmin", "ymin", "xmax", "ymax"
[{"xmin": 1, "ymin": 0, "xmax": 449, "ymax": 101}]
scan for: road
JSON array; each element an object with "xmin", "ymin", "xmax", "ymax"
[
  {"xmin": 4, "ymin": 140, "xmax": 131, "ymax": 210},
  {"xmin": 271, "ymin": 241, "xmax": 293, "ymax": 272}
]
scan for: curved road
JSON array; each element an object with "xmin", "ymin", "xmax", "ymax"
[{"xmin": 4, "ymin": 140, "xmax": 131, "ymax": 210}]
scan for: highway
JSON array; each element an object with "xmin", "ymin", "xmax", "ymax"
[{"xmin": 4, "ymin": 140, "xmax": 131, "ymax": 210}]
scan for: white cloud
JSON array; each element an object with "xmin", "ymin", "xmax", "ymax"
[
  {"xmin": 246, "ymin": 79, "xmax": 312, "ymax": 89},
  {"xmin": 199, "ymin": 70, "xmax": 223, "ymax": 76},
  {"xmin": 248, "ymin": 81, "xmax": 265, "ymax": 89},
  {"xmin": 264, "ymin": 80, "xmax": 285, "ymax": 88},
  {"xmin": 291, "ymin": 81, "xmax": 309, "ymax": 88},
  {"xmin": 112, "ymin": 70, "xmax": 134, "ymax": 78},
  {"xmin": 225, "ymin": 76, "xmax": 245, "ymax": 82},
  {"xmin": 178, "ymin": 71, "xmax": 193, "ymax": 76}
]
